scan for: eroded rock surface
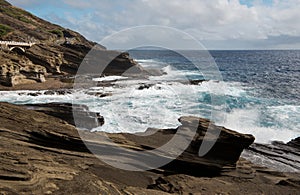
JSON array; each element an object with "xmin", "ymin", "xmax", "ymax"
[
  {"xmin": 0, "ymin": 54, "xmax": 46, "ymax": 86},
  {"xmin": 0, "ymin": 102, "xmax": 299, "ymax": 194},
  {"xmin": 244, "ymin": 137, "xmax": 300, "ymax": 172},
  {"xmin": 23, "ymin": 102, "xmax": 105, "ymax": 129}
]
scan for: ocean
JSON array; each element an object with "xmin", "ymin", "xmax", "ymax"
[{"xmin": 0, "ymin": 50, "xmax": 299, "ymax": 144}]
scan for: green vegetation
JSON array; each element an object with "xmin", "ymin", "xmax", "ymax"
[
  {"xmin": 49, "ymin": 29, "xmax": 64, "ymax": 38},
  {"xmin": 0, "ymin": 0, "xmax": 11, "ymax": 6},
  {"xmin": 0, "ymin": 6, "xmax": 32, "ymax": 23},
  {"xmin": 0, "ymin": 24, "xmax": 12, "ymax": 37}
]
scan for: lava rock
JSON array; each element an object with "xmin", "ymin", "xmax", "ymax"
[{"xmin": 23, "ymin": 102, "xmax": 104, "ymax": 129}]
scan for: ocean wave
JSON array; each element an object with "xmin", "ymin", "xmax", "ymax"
[
  {"xmin": 92, "ymin": 76, "xmax": 128, "ymax": 82},
  {"xmin": 219, "ymin": 105, "xmax": 300, "ymax": 143},
  {"xmin": 0, "ymin": 71, "xmax": 298, "ymax": 144},
  {"xmin": 135, "ymin": 59, "xmax": 167, "ymax": 68}
]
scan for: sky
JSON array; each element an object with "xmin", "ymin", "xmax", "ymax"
[{"xmin": 7, "ymin": 0, "xmax": 300, "ymax": 50}]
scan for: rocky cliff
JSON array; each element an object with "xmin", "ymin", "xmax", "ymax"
[{"xmin": 0, "ymin": 0, "xmax": 144, "ymax": 87}]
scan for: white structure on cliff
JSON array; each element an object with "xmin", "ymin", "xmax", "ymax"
[{"xmin": 0, "ymin": 41, "xmax": 35, "ymax": 52}]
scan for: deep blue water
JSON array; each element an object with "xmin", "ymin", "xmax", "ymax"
[
  {"xmin": 128, "ymin": 49, "xmax": 300, "ymax": 143},
  {"xmin": 129, "ymin": 50, "xmax": 300, "ymax": 104}
]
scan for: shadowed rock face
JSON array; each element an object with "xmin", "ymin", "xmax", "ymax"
[
  {"xmin": 288, "ymin": 137, "xmax": 300, "ymax": 149},
  {"xmin": 107, "ymin": 116, "xmax": 255, "ymax": 176},
  {"xmin": 0, "ymin": 102, "xmax": 299, "ymax": 194},
  {"xmin": 244, "ymin": 137, "xmax": 300, "ymax": 172},
  {"xmin": 23, "ymin": 103, "xmax": 105, "ymax": 129},
  {"xmin": 0, "ymin": 0, "xmax": 145, "ymax": 87}
]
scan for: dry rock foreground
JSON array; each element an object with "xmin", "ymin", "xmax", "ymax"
[{"xmin": 0, "ymin": 102, "xmax": 299, "ymax": 194}]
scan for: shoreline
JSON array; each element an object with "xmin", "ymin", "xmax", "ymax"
[
  {"xmin": 0, "ymin": 77, "xmax": 74, "ymax": 91},
  {"xmin": 0, "ymin": 78, "xmax": 298, "ymax": 146},
  {"xmin": 0, "ymin": 102, "xmax": 299, "ymax": 194},
  {"xmin": 0, "ymin": 78, "xmax": 298, "ymax": 144},
  {"xmin": 0, "ymin": 93, "xmax": 298, "ymax": 173},
  {"xmin": 1, "ymin": 1, "xmax": 299, "ymax": 193}
]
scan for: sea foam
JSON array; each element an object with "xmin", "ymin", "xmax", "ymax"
[{"xmin": 0, "ymin": 54, "xmax": 298, "ymax": 144}]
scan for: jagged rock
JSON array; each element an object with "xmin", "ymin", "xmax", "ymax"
[
  {"xmin": 77, "ymin": 50, "xmax": 146, "ymax": 77},
  {"xmin": 111, "ymin": 116, "xmax": 255, "ymax": 176},
  {"xmin": 23, "ymin": 102, "xmax": 104, "ymax": 129},
  {"xmin": 287, "ymin": 137, "xmax": 300, "ymax": 149},
  {"xmin": 27, "ymin": 92, "xmax": 42, "ymax": 96},
  {"xmin": 189, "ymin": 79, "xmax": 206, "ymax": 85},
  {"xmin": 137, "ymin": 83, "xmax": 154, "ymax": 90},
  {"xmin": 244, "ymin": 137, "xmax": 300, "ymax": 172},
  {"xmin": 179, "ymin": 116, "xmax": 255, "ymax": 169},
  {"xmin": 0, "ymin": 54, "xmax": 46, "ymax": 86},
  {"xmin": 43, "ymin": 89, "xmax": 73, "ymax": 95},
  {"xmin": 24, "ymin": 44, "xmax": 64, "ymax": 74},
  {"xmin": 105, "ymin": 52, "xmax": 145, "ymax": 76}
]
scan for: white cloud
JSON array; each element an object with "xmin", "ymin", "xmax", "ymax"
[
  {"xmin": 7, "ymin": 0, "xmax": 42, "ymax": 7},
  {"xmin": 6, "ymin": 0, "xmax": 300, "ymax": 49}
]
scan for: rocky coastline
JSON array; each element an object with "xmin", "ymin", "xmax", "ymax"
[
  {"xmin": 0, "ymin": 102, "xmax": 299, "ymax": 194},
  {"xmin": 243, "ymin": 138, "xmax": 300, "ymax": 172},
  {"xmin": 0, "ymin": 0, "xmax": 146, "ymax": 87},
  {"xmin": 0, "ymin": 0, "xmax": 299, "ymax": 194}
]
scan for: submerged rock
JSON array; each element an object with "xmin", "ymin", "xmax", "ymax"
[
  {"xmin": 43, "ymin": 89, "xmax": 73, "ymax": 95},
  {"xmin": 137, "ymin": 83, "xmax": 154, "ymax": 90},
  {"xmin": 189, "ymin": 79, "xmax": 206, "ymax": 85},
  {"xmin": 86, "ymin": 91, "xmax": 112, "ymax": 97}
]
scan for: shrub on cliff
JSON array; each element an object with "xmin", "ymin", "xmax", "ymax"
[{"xmin": 0, "ymin": 24, "xmax": 12, "ymax": 37}]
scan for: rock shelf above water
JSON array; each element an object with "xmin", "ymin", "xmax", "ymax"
[{"xmin": 0, "ymin": 102, "xmax": 299, "ymax": 194}]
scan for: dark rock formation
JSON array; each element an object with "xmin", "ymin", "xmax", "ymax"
[
  {"xmin": 104, "ymin": 52, "xmax": 145, "ymax": 76},
  {"xmin": 110, "ymin": 116, "xmax": 255, "ymax": 176},
  {"xmin": 23, "ymin": 102, "xmax": 104, "ymax": 129},
  {"xmin": 244, "ymin": 137, "xmax": 300, "ymax": 172},
  {"xmin": 0, "ymin": 102, "xmax": 299, "ymax": 194},
  {"xmin": 17, "ymin": 89, "xmax": 73, "ymax": 96},
  {"xmin": 86, "ymin": 91, "xmax": 112, "ymax": 97},
  {"xmin": 137, "ymin": 83, "xmax": 154, "ymax": 90},
  {"xmin": 189, "ymin": 79, "xmax": 206, "ymax": 85},
  {"xmin": 43, "ymin": 89, "xmax": 73, "ymax": 95},
  {"xmin": 287, "ymin": 137, "xmax": 300, "ymax": 149},
  {"xmin": 76, "ymin": 50, "xmax": 146, "ymax": 79}
]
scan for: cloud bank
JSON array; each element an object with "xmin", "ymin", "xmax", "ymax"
[{"xmin": 7, "ymin": 0, "xmax": 300, "ymax": 49}]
